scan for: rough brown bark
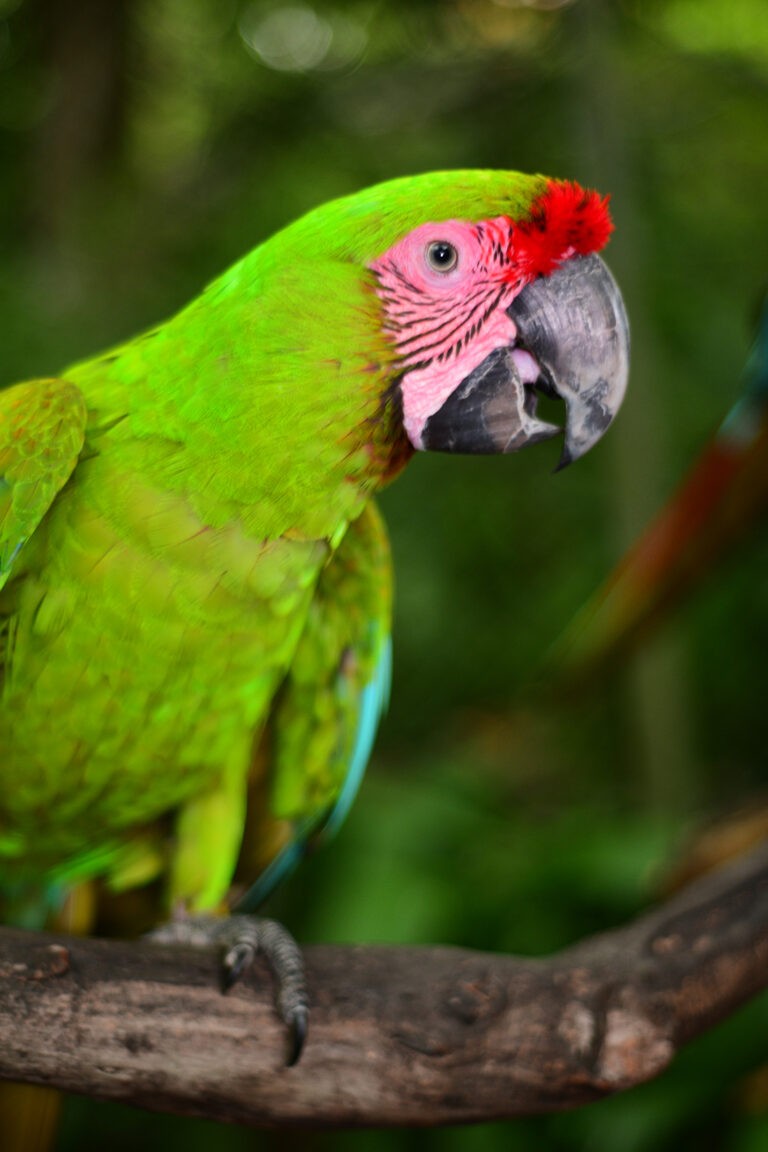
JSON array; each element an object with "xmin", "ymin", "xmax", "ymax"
[{"xmin": 1, "ymin": 843, "xmax": 767, "ymax": 1128}]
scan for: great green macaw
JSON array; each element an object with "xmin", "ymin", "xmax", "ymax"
[{"xmin": 0, "ymin": 171, "xmax": 628, "ymax": 1062}]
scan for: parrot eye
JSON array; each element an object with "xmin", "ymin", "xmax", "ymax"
[{"xmin": 425, "ymin": 241, "xmax": 459, "ymax": 273}]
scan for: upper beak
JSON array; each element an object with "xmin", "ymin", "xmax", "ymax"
[
  {"xmin": 421, "ymin": 253, "xmax": 629, "ymax": 468},
  {"xmin": 510, "ymin": 253, "xmax": 630, "ymax": 468}
]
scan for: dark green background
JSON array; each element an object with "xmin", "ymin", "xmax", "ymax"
[{"xmin": 1, "ymin": 0, "xmax": 767, "ymax": 1147}]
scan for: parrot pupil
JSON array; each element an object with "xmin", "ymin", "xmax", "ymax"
[{"xmin": 427, "ymin": 241, "xmax": 458, "ymax": 272}]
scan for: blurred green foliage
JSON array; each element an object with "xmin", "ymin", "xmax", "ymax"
[{"xmin": 1, "ymin": 0, "xmax": 767, "ymax": 1147}]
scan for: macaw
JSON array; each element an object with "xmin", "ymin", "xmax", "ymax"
[
  {"xmin": 548, "ymin": 294, "xmax": 768, "ymax": 685},
  {"xmin": 0, "ymin": 171, "xmax": 628, "ymax": 1064}
]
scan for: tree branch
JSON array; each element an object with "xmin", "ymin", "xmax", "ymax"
[{"xmin": 1, "ymin": 843, "xmax": 767, "ymax": 1128}]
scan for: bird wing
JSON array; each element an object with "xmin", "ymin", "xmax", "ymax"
[
  {"xmin": 235, "ymin": 499, "xmax": 392, "ymax": 910},
  {"xmin": 0, "ymin": 379, "xmax": 86, "ymax": 589}
]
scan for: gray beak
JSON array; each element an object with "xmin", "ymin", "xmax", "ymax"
[
  {"xmin": 507, "ymin": 253, "xmax": 630, "ymax": 468},
  {"xmin": 421, "ymin": 253, "xmax": 629, "ymax": 467}
]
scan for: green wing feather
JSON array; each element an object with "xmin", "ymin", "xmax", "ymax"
[
  {"xmin": 0, "ymin": 380, "xmax": 86, "ymax": 588},
  {"xmin": 235, "ymin": 501, "xmax": 392, "ymax": 909}
]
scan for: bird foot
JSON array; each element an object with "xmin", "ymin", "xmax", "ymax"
[{"xmin": 147, "ymin": 913, "xmax": 308, "ymax": 1066}]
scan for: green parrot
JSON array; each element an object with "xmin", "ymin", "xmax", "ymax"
[{"xmin": 0, "ymin": 170, "xmax": 628, "ymax": 1063}]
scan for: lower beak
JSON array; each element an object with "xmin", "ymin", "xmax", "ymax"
[{"xmin": 421, "ymin": 254, "xmax": 629, "ymax": 467}]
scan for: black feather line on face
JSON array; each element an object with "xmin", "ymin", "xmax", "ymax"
[
  {"xmin": 383, "ymin": 283, "xmax": 505, "ymax": 369},
  {"xmin": 400, "ymin": 286, "xmax": 507, "ymax": 372}
]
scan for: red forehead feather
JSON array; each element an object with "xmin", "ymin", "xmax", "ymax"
[{"xmin": 512, "ymin": 180, "xmax": 613, "ymax": 279}]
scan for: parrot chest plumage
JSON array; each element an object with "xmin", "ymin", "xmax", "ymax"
[
  {"xmin": 0, "ymin": 437, "xmax": 331, "ymax": 878},
  {"xmin": 0, "ymin": 246, "xmax": 398, "ymax": 902}
]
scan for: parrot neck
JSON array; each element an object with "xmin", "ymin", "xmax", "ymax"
[{"xmin": 74, "ymin": 252, "xmax": 412, "ymax": 540}]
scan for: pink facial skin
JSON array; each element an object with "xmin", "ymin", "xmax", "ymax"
[
  {"xmin": 370, "ymin": 217, "xmax": 525, "ymax": 448},
  {"xmin": 368, "ymin": 182, "xmax": 613, "ymax": 449}
]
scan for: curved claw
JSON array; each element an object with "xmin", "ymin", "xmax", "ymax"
[
  {"xmin": 286, "ymin": 1004, "xmax": 309, "ymax": 1067},
  {"xmin": 147, "ymin": 913, "xmax": 309, "ymax": 1067}
]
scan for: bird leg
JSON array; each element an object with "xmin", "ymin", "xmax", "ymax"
[{"xmin": 147, "ymin": 913, "xmax": 308, "ymax": 1066}]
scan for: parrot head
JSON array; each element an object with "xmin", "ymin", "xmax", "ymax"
[
  {"xmin": 363, "ymin": 174, "xmax": 629, "ymax": 470},
  {"xmin": 238, "ymin": 170, "xmax": 629, "ymax": 511}
]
